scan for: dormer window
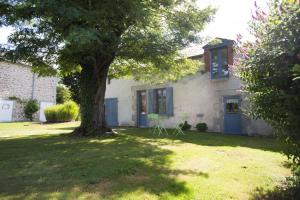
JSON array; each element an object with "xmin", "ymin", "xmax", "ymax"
[
  {"xmin": 211, "ymin": 47, "xmax": 229, "ymax": 79},
  {"xmin": 202, "ymin": 38, "xmax": 234, "ymax": 80}
]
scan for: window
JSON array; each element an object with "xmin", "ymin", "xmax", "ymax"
[
  {"xmin": 226, "ymin": 98, "xmax": 239, "ymax": 113},
  {"xmin": 211, "ymin": 49, "xmax": 219, "ymax": 78},
  {"xmin": 155, "ymin": 88, "xmax": 167, "ymax": 114},
  {"xmin": 148, "ymin": 87, "xmax": 173, "ymax": 116},
  {"xmin": 139, "ymin": 91, "xmax": 147, "ymax": 115},
  {"xmin": 210, "ymin": 47, "xmax": 229, "ymax": 79}
]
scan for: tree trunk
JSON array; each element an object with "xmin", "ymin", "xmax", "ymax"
[{"xmin": 72, "ymin": 60, "xmax": 112, "ymax": 136}]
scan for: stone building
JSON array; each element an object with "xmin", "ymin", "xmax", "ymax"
[
  {"xmin": 0, "ymin": 62, "xmax": 58, "ymax": 122},
  {"xmin": 104, "ymin": 38, "xmax": 273, "ymax": 135}
]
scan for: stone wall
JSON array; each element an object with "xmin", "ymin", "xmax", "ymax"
[
  {"xmin": 0, "ymin": 62, "xmax": 58, "ymax": 121},
  {"xmin": 0, "ymin": 62, "xmax": 33, "ymax": 100}
]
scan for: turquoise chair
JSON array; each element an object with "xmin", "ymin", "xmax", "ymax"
[
  {"xmin": 173, "ymin": 112, "xmax": 189, "ymax": 135},
  {"xmin": 147, "ymin": 113, "xmax": 168, "ymax": 135}
]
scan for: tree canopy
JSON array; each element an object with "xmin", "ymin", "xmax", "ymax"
[
  {"xmin": 0, "ymin": 0, "xmax": 215, "ymax": 135},
  {"xmin": 61, "ymin": 72, "xmax": 81, "ymax": 104},
  {"xmin": 0, "ymin": 0, "xmax": 214, "ymax": 81}
]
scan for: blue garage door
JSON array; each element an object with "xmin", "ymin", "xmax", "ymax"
[{"xmin": 105, "ymin": 98, "xmax": 118, "ymax": 127}]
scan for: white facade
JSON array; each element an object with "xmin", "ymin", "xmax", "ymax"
[{"xmin": 105, "ymin": 71, "xmax": 273, "ymax": 136}]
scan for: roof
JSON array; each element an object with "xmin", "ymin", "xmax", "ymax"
[
  {"xmin": 180, "ymin": 38, "xmax": 235, "ymax": 58},
  {"xmin": 202, "ymin": 38, "xmax": 235, "ymax": 50},
  {"xmin": 180, "ymin": 44, "xmax": 204, "ymax": 58}
]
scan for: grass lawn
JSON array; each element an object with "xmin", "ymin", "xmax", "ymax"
[{"xmin": 0, "ymin": 122, "xmax": 291, "ymax": 200}]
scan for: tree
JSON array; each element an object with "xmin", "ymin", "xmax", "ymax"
[
  {"xmin": 61, "ymin": 72, "xmax": 81, "ymax": 104},
  {"xmin": 24, "ymin": 99, "xmax": 39, "ymax": 121},
  {"xmin": 56, "ymin": 84, "xmax": 72, "ymax": 104},
  {"xmin": 0, "ymin": 0, "xmax": 215, "ymax": 136},
  {"xmin": 235, "ymin": 0, "xmax": 300, "ymax": 164}
]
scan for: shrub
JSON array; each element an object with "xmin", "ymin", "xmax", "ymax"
[
  {"xmin": 44, "ymin": 106, "xmax": 59, "ymax": 122},
  {"xmin": 56, "ymin": 84, "xmax": 72, "ymax": 104},
  {"xmin": 44, "ymin": 101, "xmax": 79, "ymax": 122},
  {"xmin": 24, "ymin": 99, "xmax": 39, "ymax": 121},
  {"xmin": 179, "ymin": 121, "xmax": 191, "ymax": 131},
  {"xmin": 196, "ymin": 123, "xmax": 208, "ymax": 132},
  {"xmin": 236, "ymin": 0, "xmax": 300, "ymax": 175}
]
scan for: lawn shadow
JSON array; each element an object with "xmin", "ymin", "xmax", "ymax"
[
  {"xmin": 249, "ymin": 183, "xmax": 300, "ymax": 200},
  {"xmin": 0, "ymin": 132, "xmax": 200, "ymax": 199},
  {"xmin": 120, "ymin": 128, "xmax": 287, "ymax": 153},
  {"xmin": 54, "ymin": 126, "xmax": 79, "ymax": 131}
]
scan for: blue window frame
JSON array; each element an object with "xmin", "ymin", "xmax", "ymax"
[
  {"xmin": 210, "ymin": 47, "xmax": 229, "ymax": 79},
  {"xmin": 148, "ymin": 87, "xmax": 173, "ymax": 116}
]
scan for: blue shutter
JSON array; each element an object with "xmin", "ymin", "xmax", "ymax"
[
  {"xmin": 148, "ymin": 89, "xmax": 155, "ymax": 114},
  {"xmin": 105, "ymin": 98, "xmax": 118, "ymax": 126},
  {"xmin": 166, "ymin": 87, "xmax": 174, "ymax": 116}
]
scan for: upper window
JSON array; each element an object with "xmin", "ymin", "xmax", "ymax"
[
  {"xmin": 155, "ymin": 88, "xmax": 167, "ymax": 114},
  {"xmin": 210, "ymin": 47, "xmax": 229, "ymax": 79}
]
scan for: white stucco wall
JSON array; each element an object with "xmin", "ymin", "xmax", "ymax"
[
  {"xmin": 166, "ymin": 73, "xmax": 240, "ymax": 132},
  {"xmin": 0, "ymin": 62, "xmax": 58, "ymax": 121},
  {"xmin": 105, "ymin": 72, "xmax": 273, "ymax": 136},
  {"xmin": 105, "ymin": 79, "xmax": 138, "ymax": 126}
]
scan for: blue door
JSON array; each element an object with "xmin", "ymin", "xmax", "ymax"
[
  {"xmin": 137, "ymin": 91, "xmax": 148, "ymax": 127},
  {"xmin": 224, "ymin": 96, "xmax": 242, "ymax": 134},
  {"xmin": 105, "ymin": 98, "xmax": 118, "ymax": 127}
]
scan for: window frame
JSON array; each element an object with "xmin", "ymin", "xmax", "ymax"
[
  {"xmin": 138, "ymin": 90, "xmax": 147, "ymax": 115},
  {"xmin": 225, "ymin": 98, "xmax": 240, "ymax": 114},
  {"xmin": 210, "ymin": 47, "xmax": 229, "ymax": 79},
  {"xmin": 155, "ymin": 88, "xmax": 167, "ymax": 115}
]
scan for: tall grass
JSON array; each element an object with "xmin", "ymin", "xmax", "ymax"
[{"xmin": 44, "ymin": 101, "xmax": 79, "ymax": 122}]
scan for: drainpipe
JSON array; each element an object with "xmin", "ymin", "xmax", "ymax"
[{"xmin": 31, "ymin": 73, "xmax": 36, "ymax": 99}]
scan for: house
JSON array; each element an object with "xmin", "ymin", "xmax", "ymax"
[
  {"xmin": 0, "ymin": 62, "xmax": 58, "ymax": 122},
  {"xmin": 105, "ymin": 38, "xmax": 273, "ymax": 135}
]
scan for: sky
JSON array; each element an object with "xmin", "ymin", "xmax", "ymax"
[{"xmin": 0, "ymin": 0, "xmax": 269, "ymax": 45}]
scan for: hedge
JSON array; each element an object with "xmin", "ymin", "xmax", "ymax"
[{"xmin": 44, "ymin": 101, "xmax": 79, "ymax": 122}]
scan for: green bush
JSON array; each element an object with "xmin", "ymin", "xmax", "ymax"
[
  {"xmin": 56, "ymin": 84, "xmax": 72, "ymax": 104},
  {"xmin": 44, "ymin": 106, "xmax": 59, "ymax": 122},
  {"xmin": 44, "ymin": 101, "xmax": 79, "ymax": 122},
  {"xmin": 24, "ymin": 99, "xmax": 39, "ymax": 121},
  {"xmin": 196, "ymin": 123, "xmax": 208, "ymax": 132},
  {"xmin": 179, "ymin": 121, "xmax": 191, "ymax": 131}
]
